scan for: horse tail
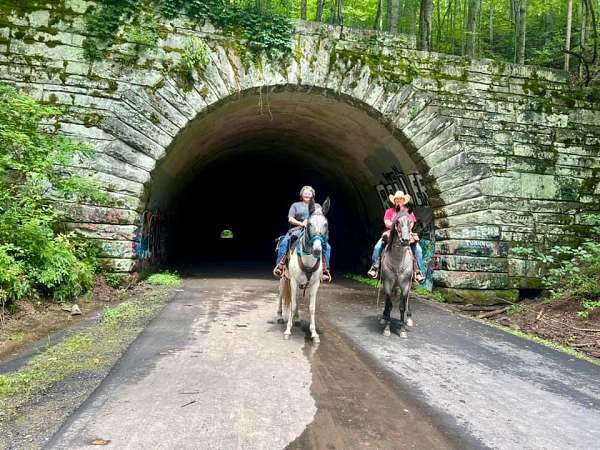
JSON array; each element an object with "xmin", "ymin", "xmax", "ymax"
[{"xmin": 282, "ymin": 277, "xmax": 292, "ymax": 319}]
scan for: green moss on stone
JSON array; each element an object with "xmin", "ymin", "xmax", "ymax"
[{"xmin": 83, "ymin": 112, "xmax": 103, "ymax": 128}]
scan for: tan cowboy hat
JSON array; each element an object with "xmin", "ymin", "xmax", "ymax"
[{"xmin": 388, "ymin": 190, "xmax": 411, "ymax": 205}]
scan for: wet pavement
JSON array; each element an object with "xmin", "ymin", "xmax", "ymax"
[
  {"xmin": 320, "ymin": 280, "xmax": 600, "ymax": 450},
  {"xmin": 46, "ymin": 273, "xmax": 600, "ymax": 449}
]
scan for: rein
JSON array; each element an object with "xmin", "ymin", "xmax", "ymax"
[
  {"xmin": 295, "ymin": 230, "xmax": 322, "ymax": 283},
  {"xmin": 382, "ymin": 214, "xmax": 411, "ymax": 274}
]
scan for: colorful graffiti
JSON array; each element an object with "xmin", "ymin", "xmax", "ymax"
[
  {"xmin": 135, "ymin": 209, "xmax": 167, "ymax": 271},
  {"xmin": 375, "ymin": 165, "xmax": 430, "ymax": 209}
]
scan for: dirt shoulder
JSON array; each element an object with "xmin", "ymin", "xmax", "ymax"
[
  {"xmin": 449, "ymin": 297, "xmax": 600, "ymax": 361},
  {"xmin": 0, "ymin": 281, "xmax": 177, "ymax": 450},
  {"xmin": 0, "ymin": 277, "xmax": 124, "ymax": 362}
]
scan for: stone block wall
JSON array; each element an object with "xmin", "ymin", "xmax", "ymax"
[{"xmin": 0, "ymin": 0, "xmax": 599, "ymax": 301}]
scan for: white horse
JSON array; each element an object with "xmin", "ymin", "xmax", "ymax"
[{"xmin": 277, "ymin": 199, "xmax": 330, "ymax": 343}]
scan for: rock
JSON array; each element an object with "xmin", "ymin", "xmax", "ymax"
[{"xmin": 70, "ymin": 304, "xmax": 82, "ymax": 316}]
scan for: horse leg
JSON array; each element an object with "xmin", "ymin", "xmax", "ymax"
[
  {"xmin": 406, "ymin": 294, "xmax": 414, "ymax": 328},
  {"xmin": 380, "ymin": 295, "xmax": 392, "ymax": 326},
  {"xmin": 308, "ymin": 280, "xmax": 320, "ymax": 343},
  {"xmin": 284, "ymin": 280, "xmax": 298, "ymax": 340},
  {"xmin": 398, "ymin": 276, "xmax": 410, "ymax": 338},
  {"xmin": 382, "ymin": 279, "xmax": 393, "ymax": 337},
  {"xmin": 277, "ymin": 278, "xmax": 284, "ymax": 323}
]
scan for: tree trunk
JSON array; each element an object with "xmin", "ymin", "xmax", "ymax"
[
  {"xmin": 374, "ymin": 0, "xmax": 385, "ymax": 30},
  {"xmin": 331, "ymin": 0, "xmax": 344, "ymax": 25},
  {"xmin": 389, "ymin": 0, "xmax": 399, "ymax": 32},
  {"xmin": 514, "ymin": 0, "xmax": 528, "ymax": 64},
  {"xmin": 489, "ymin": 3, "xmax": 494, "ymax": 48},
  {"xmin": 301, "ymin": 0, "xmax": 307, "ymax": 20},
  {"xmin": 464, "ymin": 0, "xmax": 481, "ymax": 57},
  {"xmin": 565, "ymin": 0, "xmax": 573, "ymax": 71},
  {"xmin": 409, "ymin": 0, "xmax": 418, "ymax": 36},
  {"xmin": 316, "ymin": 0, "xmax": 325, "ymax": 22},
  {"xmin": 580, "ymin": 0, "xmax": 587, "ymax": 77},
  {"xmin": 398, "ymin": 0, "xmax": 405, "ymax": 33},
  {"xmin": 418, "ymin": 0, "xmax": 433, "ymax": 50}
]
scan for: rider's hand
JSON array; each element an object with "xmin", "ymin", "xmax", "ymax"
[{"xmin": 301, "ymin": 220, "xmax": 308, "ymax": 227}]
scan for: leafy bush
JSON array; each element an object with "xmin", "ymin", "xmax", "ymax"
[
  {"xmin": 514, "ymin": 214, "xmax": 600, "ymax": 318},
  {"xmin": 0, "ymin": 84, "xmax": 104, "ymax": 309}
]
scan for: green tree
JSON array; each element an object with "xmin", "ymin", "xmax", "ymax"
[{"xmin": 0, "ymin": 85, "xmax": 106, "ymax": 310}]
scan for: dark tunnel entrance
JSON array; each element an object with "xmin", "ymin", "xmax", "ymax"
[
  {"xmin": 144, "ymin": 90, "xmax": 433, "ymax": 273},
  {"xmin": 167, "ymin": 146, "xmax": 368, "ymax": 270}
]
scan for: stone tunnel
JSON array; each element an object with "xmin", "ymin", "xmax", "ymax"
[{"xmin": 1, "ymin": 0, "xmax": 600, "ymax": 303}]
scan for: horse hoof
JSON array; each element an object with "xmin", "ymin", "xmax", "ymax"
[
  {"xmin": 283, "ymin": 333, "xmax": 291, "ymax": 340},
  {"xmin": 400, "ymin": 330, "xmax": 408, "ymax": 338},
  {"xmin": 406, "ymin": 318, "xmax": 414, "ymax": 327},
  {"xmin": 312, "ymin": 335, "xmax": 320, "ymax": 343},
  {"xmin": 277, "ymin": 318, "xmax": 285, "ymax": 324},
  {"xmin": 383, "ymin": 329, "xmax": 391, "ymax": 337}
]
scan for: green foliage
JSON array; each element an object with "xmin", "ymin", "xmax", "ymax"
[
  {"xmin": 145, "ymin": 271, "xmax": 181, "ymax": 286},
  {"xmin": 0, "ymin": 84, "xmax": 104, "ymax": 308},
  {"xmin": 345, "ymin": 273, "xmax": 380, "ymax": 287},
  {"xmin": 81, "ymin": 0, "xmax": 598, "ymax": 78},
  {"xmin": 103, "ymin": 272, "xmax": 128, "ymax": 289},
  {"xmin": 168, "ymin": 36, "xmax": 210, "ymax": 89},
  {"xmin": 84, "ymin": 0, "xmax": 293, "ymax": 64},
  {"xmin": 514, "ymin": 214, "xmax": 600, "ymax": 319},
  {"xmin": 413, "ymin": 286, "xmax": 446, "ymax": 302}
]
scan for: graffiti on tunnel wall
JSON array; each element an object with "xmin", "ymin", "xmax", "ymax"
[
  {"xmin": 135, "ymin": 209, "xmax": 167, "ymax": 270},
  {"xmin": 375, "ymin": 166, "xmax": 429, "ymax": 209}
]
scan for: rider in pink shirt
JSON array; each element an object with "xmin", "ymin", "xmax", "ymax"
[{"xmin": 368, "ymin": 191, "xmax": 425, "ymax": 282}]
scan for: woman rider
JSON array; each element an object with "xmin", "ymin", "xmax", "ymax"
[
  {"xmin": 367, "ymin": 190, "xmax": 425, "ymax": 283},
  {"xmin": 273, "ymin": 186, "xmax": 332, "ymax": 282}
]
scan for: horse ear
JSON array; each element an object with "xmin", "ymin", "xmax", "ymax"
[{"xmin": 322, "ymin": 197, "xmax": 331, "ymax": 215}]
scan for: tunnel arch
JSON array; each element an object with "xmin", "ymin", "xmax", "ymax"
[{"xmin": 139, "ymin": 84, "xmax": 453, "ymax": 270}]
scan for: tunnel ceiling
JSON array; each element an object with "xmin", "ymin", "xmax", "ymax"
[{"xmin": 147, "ymin": 91, "xmax": 421, "ymax": 219}]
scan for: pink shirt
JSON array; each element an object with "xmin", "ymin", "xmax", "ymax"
[{"xmin": 384, "ymin": 207, "xmax": 416, "ymax": 226}]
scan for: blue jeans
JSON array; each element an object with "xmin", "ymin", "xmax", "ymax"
[
  {"xmin": 414, "ymin": 242, "xmax": 425, "ymax": 273},
  {"xmin": 371, "ymin": 238, "xmax": 385, "ymax": 266},
  {"xmin": 276, "ymin": 233, "xmax": 331, "ymax": 267}
]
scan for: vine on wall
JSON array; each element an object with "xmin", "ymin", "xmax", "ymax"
[{"xmin": 83, "ymin": 0, "xmax": 293, "ymax": 63}]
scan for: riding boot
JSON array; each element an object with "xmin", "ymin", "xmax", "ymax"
[
  {"xmin": 273, "ymin": 259, "xmax": 285, "ymax": 278},
  {"xmin": 367, "ymin": 262, "xmax": 379, "ymax": 279},
  {"xmin": 412, "ymin": 258, "xmax": 425, "ymax": 283}
]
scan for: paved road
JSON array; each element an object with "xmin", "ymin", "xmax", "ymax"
[{"xmin": 47, "ymin": 273, "xmax": 600, "ymax": 450}]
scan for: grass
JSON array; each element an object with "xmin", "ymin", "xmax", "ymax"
[
  {"xmin": 0, "ymin": 289, "xmax": 171, "ymax": 414},
  {"xmin": 344, "ymin": 273, "xmax": 380, "ymax": 288},
  {"xmin": 145, "ymin": 271, "xmax": 181, "ymax": 286},
  {"xmin": 345, "ymin": 273, "xmax": 447, "ymax": 302},
  {"xmin": 413, "ymin": 286, "xmax": 446, "ymax": 302}
]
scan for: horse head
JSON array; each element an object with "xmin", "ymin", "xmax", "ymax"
[
  {"xmin": 393, "ymin": 211, "xmax": 411, "ymax": 245},
  {"xmin": 306, "ymin": 197, "xmax": 330, "ymax": 258}
]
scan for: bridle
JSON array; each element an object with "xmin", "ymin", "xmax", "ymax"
[
  {"xmin": 389, "ymin": 212, "xmax": 411, "ymax": 248},
  {"xmin": 296, "ymin": 213, "xmax": 328, "ymax": 282}
]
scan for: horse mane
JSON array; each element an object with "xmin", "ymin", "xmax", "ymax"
[{"xmin": 389, "ymin": 211, "xmax": 409, "ymax": 245}]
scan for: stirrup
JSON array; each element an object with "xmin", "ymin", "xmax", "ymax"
[
  {"xmin": 322, "ymin": 269, "xmax": 332, "ymax": 283},
  {"xmin": 415, "ymin": 271, "xmax": 425, "ymax": 284}
]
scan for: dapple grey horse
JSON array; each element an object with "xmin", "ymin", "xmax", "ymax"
[
  {"xmin": 380, "ymin": 211, "xmax": 414, "ymax": 338},
  {"xmin": 277, "ymin": 199, "xmax": 330, "ymax": 343}
]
